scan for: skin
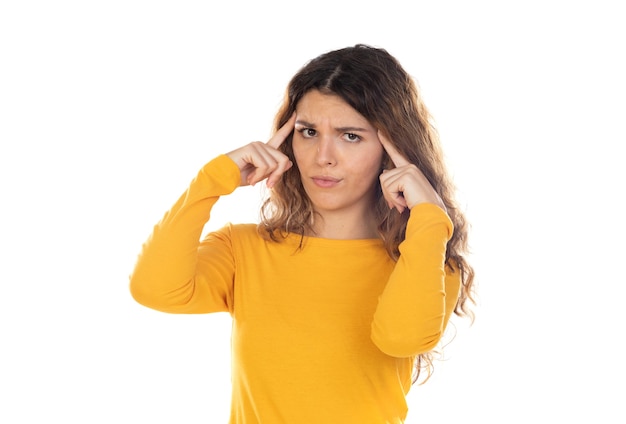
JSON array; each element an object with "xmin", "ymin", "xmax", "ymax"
[
  {"xmin": 377, "ymin": 131, "xmax": 446, "ymax": 213},
  {"xmin": 291, "ymin": 90, "xmax": 384, "ymax": 238},
  {"xmin": 226, "ymin": 90, "xmax": 445, "ymax": 239}
]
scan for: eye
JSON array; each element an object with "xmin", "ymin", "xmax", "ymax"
[
  {"xmin": 297, "ymin": 128, "xmax": 317, "ymax": 138},
  {"xmin": 343, "ymin": 133, "xmax": 361, "ymax": 143}
]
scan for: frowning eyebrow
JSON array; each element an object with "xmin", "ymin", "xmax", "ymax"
[
  {"xmin": 336, "ymin": 126, "xmax": 370, "ymax": 133},
  {"xmin": 295, "ymin": 120, "xmax": 370, "ymax": 133}
]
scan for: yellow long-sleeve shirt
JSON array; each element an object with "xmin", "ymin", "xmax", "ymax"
[{"xmin": 130, "ymin": 154, "xmax": 461, "ymax": 423}]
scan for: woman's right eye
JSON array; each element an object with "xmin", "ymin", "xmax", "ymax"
[{"xmin": 298, "ymin": 128, "xmax": 317, "ymax": 138}]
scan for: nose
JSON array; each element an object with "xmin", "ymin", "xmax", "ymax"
[{"xmin": 316, "ymin": 136, "xmax": 337, "ymax": 166}]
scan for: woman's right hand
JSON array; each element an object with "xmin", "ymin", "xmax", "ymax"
[{"xmin": 226, "ymin": 113, "xmax": 296, "ymax": 188}]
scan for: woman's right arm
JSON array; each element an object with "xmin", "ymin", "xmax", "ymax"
[
  {"xmin": 129, "ymin": 154, "xmax": 242, "ymax": 314},
  {"xmin": 129, "ymin": 114, "xmax": 295, "ymax": 314}
]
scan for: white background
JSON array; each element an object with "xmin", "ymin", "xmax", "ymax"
[{"xmin": 1, "ymin": 0, "xmax": 624, "ymax": 422}]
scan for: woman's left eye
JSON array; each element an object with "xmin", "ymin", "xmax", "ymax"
[{"xmin": 344, "ymin": 133, "xmax": 361, "ymax": 143}]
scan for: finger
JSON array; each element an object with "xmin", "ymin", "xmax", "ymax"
[
  {"xmin": 241, "ymin": 145, "xmax": 274, "ymax": 186},
  {"xmin": 254, "ymin": 149, "xmax": 293, "ymax": 187},
  {"xmin": 380, "ymin": 165, "xmax": 446, "ymax": 211},
  {"xmin": 267, "ymin": 112, "xmax": 296, "ymax": 149},
  {"xmin": 245, "ymin": 144, "xmax": 291, "ymax": 186},
  {"xmin": 266, "ymin": 159, "xmax": 293, "ymax": 188},
  {"xmin": 378, "ymin": 130, "xmax": 410, "ymax": 168},
  {"xmin": 380, "ymin": 169, "xmax": 408, "ymax": 213},
  {"xmin": 232, "ymin": 143, "xmax": 279, "ymax": 185}
]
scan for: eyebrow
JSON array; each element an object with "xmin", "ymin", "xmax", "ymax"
[{"xmin": 295, "ymin": 120, "xmax": 370, "ymax": 133}]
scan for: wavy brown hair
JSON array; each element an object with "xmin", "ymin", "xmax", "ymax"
[{"xmin": 258, "ymin": 44, "xmax": 475, "ymax": 383}]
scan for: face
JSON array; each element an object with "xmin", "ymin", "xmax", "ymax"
[{"xmin": 292, "ymin": 90, "xmax": 384, "ymax": 219}]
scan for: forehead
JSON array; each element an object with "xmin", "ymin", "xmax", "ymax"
[{"xmin": 296, "ymin": 90, "xmax": 371, "ymax": 126}]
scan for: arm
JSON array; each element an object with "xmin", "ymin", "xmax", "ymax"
[
  {"xmin": 129, "ymin": 115, "xmax": 296, "ymax": 314},
  {"xmin": 372, "ymin": 131, "xmax": 461, "ymax": 357},
  {"xmin": 371, "ymin": 203, "xmax": 461, "ymax": 357},
  {"xmin": 129, "ymin": 155, "xmax": 240, "ymax": 314}
]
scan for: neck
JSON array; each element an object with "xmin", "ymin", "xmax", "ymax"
[{"xmin": 307, "ymin": 209, "xmax": 379, "ymax": 240}]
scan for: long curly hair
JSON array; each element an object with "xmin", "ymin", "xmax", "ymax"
[{"xmin": 258, "ymin": 44, "xmax": 475, "ymax": 383}]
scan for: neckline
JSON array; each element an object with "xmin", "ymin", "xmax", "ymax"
[{"xmin": 284, "ymin": 232, "xmax": 384, "ymax": 247}]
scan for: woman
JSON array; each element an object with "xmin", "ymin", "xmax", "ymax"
[{"xmin": 130, "ymin": 44, "xmax": 475, "ymax": 423}]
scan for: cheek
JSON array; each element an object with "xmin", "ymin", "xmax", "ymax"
[
  {"xmin": 357, "ymin": 150, "xmax": 385, "ymax": 179},
  {"xmin": 365, "ymin": 164, "xmax": 383, "ymax": 185},
  {"xmin": 291, "ymin": 139, "xmax": 314, "ymax": 167}
]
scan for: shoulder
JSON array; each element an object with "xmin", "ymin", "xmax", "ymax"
[
  {"xmin": 208, "ymin": 223, "xmax": 301, "ymax": 255},
  {"xmin": 217, "ymin": 223, "xmax": 275, "ymax": 248},
  {"xmin": 229, "ymin": 223, "xmax": 259, "ymax": 236},
  {"xmin": 210, "ymin": 222, "xmax": 259, "ymax": 239}
]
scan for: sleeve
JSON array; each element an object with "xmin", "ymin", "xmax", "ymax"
[
  {"xmin": 129, "ymin": 154, "xmax": 241, "ymax": 314},
  {"xmin": 370, "ymin": 203, "xmax": 461, "ymax": 357}
]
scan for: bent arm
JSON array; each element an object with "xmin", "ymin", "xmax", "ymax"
[
  {"xmin": 129, "ymin": 155, "xmax": 241, "ymax": 314},
  {"xmin": 371, "ymin": 203, "xmax": 461, "ymax": 357}
]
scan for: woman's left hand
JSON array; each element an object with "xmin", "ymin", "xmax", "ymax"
[{"xmin": 378, "ymin": 131, "xmax": 446, "ymax": 214}]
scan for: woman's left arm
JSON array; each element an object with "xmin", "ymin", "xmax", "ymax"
[
  {"xmin": 371, "ymin": 203, "xmax": 461, "ymax": 357},
  {"xmin": 372, "ymin": 131, "xmax": 460, "ymax": 357}
]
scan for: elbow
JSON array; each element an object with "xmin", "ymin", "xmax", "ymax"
[
  {"xmin": 128, "ymin": 274, "xmax": 213, "ymax": 314},
  {"xmin": 371, "ymin": 324, "xmax": 443, "ymax": 358},
  {"xmin": 129, "ymin": 276, "xmax": 158, "ymax": 310},
  {"xmin": 128, "ymin": 274, "xmax": 171, "ymax": 312}
]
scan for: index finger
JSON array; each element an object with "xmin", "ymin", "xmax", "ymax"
[
  {"xmin": 267, "ymin": 112, "xmax": 296, "ymax": 149},
  {"xmin": 378, "ymin": 130, "xmax": 410, "ymax": 167}
]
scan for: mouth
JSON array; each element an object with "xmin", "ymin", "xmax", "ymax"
[{"xmin": 311, "ymin": 176, "xmax": 342, "ymax": 188}]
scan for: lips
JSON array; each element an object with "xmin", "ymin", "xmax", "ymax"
[{"xmin": 311, "ymin": 176, "xmax": 342, "ymax": 188}]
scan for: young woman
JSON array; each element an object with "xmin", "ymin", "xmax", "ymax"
[{"xmin": 130, "ymin": 44, "xmax": 475, "ymax": 423}]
